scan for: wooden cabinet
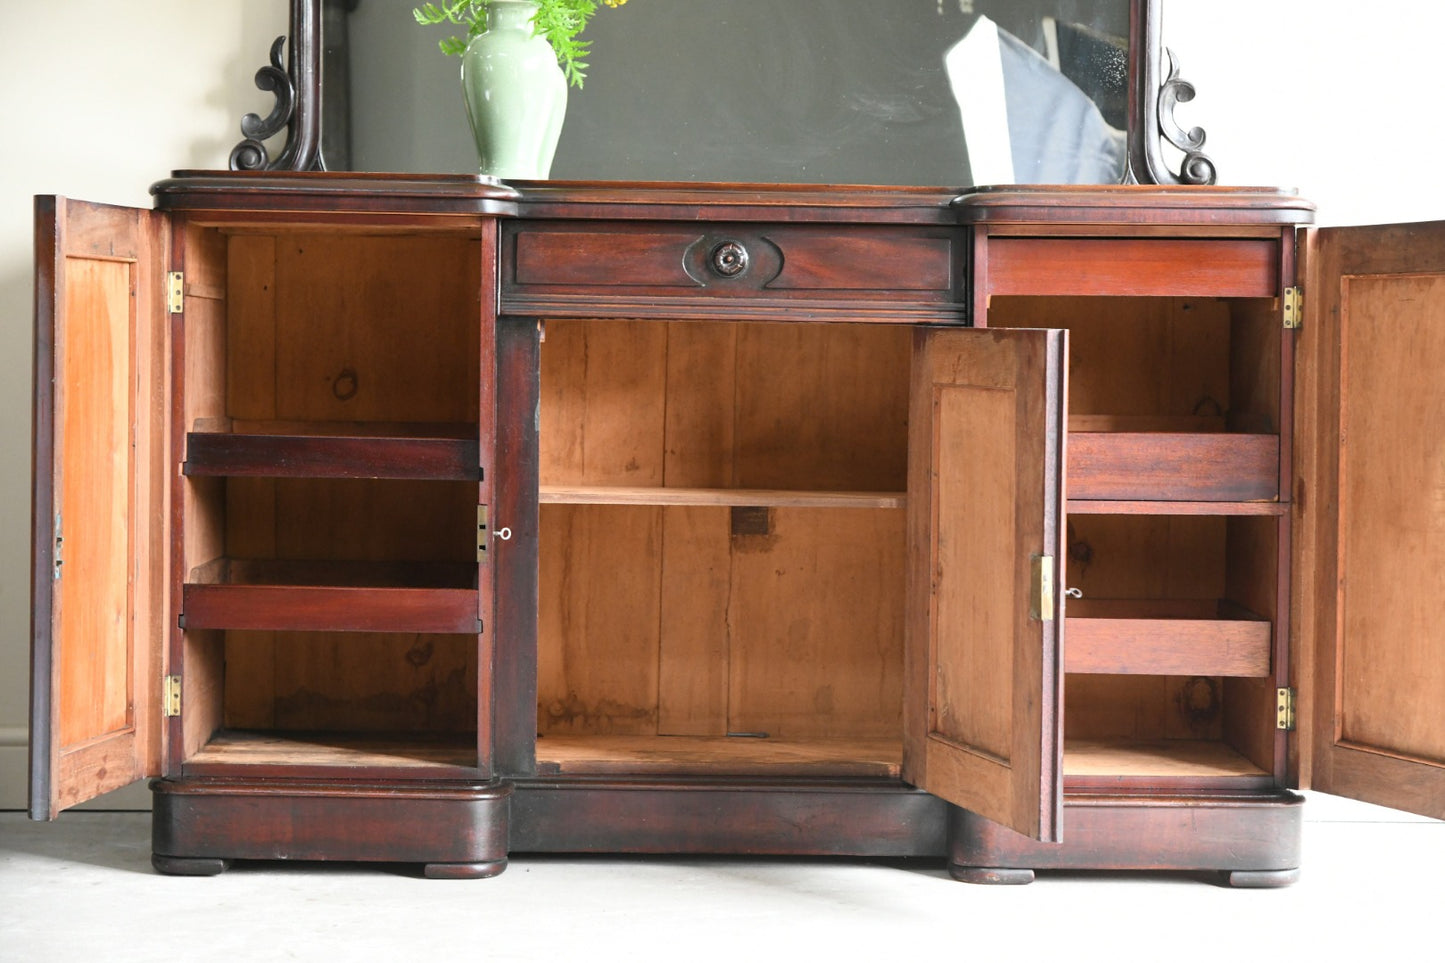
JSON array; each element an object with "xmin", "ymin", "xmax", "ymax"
[
  {"xmin": 29, "ymin": 177, "xmax": 1445, "ymax": 884},
  {"xmin": 31, "ymin": 179, "xmax": 516, "ymax": 878}
]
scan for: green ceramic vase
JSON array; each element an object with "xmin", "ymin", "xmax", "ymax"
[{"xmin": 460, "ymin": 0, "xmax": 567, "ymax": 180}]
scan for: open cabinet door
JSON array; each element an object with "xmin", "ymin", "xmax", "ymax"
[
  {"xmin": 1294, "ymin": 222, "xmax": 1445, "ymax": 819},
  {"xmin": 902, "ymin": 327, "xmax": 1067, "ymax": 842},
  {"xmin": 30, "ymin": 197, "xmax": 168, "ymax": 819}
]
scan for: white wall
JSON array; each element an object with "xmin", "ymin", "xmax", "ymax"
[
  {"xmin": 1163, "ymin": 2, "xmax": 1445, "ymax": 224},
  {"xmin": 1, "ymin": 1, "xmax": 1443, "ymax": 810},
  {"xmin": 0, "ymin": 0, "xmax": 289, "ymax": 809}
]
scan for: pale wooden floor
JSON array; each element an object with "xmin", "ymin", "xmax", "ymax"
[{"xmin": 0, "ymin": 795, "xmax": 1440, "ymax": 962}]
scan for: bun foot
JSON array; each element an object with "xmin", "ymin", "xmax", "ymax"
[
  {"xmin": 1225, "ymin": 868, "xmax": 1299, "ymax": 888},
  {"xmin": 152, "ymin": 854, "xmax": 232, "ymax": 876},
  {"xmin": 950, "ymin": 865, "xmax": 1036, "ymax": 885},
  {"xmin": 423, "ymin": 859, "xmax": 508, "ymax": 879}
]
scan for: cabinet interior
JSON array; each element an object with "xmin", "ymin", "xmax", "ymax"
[
  {"xmin": 175, "ymin": 223, "xmax": 485, "ymax": 774},
  {"xmin": 536, "ymin": 298, "xmax": 1284, "ymax": 785},
  {"xmin": 992, "ymin": 295, "xmax": 1284, "ymax": 787},
  {"xmin": 536, "ymin": 319, "xmax": 910, "ymax": 778},
  {"xmin": 166, "ymin": 222, "xmax": 1287, "ymax": 788}
]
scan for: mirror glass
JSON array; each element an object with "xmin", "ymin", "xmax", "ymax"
[{"xmin": 344, "ymin": 0, "xmax": 1130, "ymax": 185}]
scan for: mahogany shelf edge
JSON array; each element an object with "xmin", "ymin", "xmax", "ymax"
[
  {"xmin": 180, "ymin": 583, "xmax": 481, "ymax": 634},
  {"xmin": 184, "ymin": 429, "xmax": 480, "ymax": 480}
]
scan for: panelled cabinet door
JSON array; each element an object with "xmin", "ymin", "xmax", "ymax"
[
  {"xmin": 30, "ymin": 197, "xmax": 168, "ymax": 819},
  {"xmin": 1294, "ymin": 222, "xmax": 1445, "ymax": 819},
  {"xmin": 902, "ymin": 326, "xmax": 1067, "ymax": 842}
]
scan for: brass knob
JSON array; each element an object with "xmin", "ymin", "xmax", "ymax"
[{"xmin": 709, "ymin": 241, "xmax": 749, "ymax": 278}]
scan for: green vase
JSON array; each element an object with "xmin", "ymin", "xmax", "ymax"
[{"xmin": 460, "ymin": 0, "xmax": 567, "ymax": 180}]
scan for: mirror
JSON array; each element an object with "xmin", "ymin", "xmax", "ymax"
[{"xmin": 235, "ymin": 0, "xmax": 1212, "ymax": 186}]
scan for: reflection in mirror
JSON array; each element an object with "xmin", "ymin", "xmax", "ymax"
[{"xmin": 342, "ymin": 0, "xmax": 1132, "ymax": 185}]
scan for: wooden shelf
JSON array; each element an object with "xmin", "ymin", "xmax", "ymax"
[
  {"xmin": 184, "ymin": 421, "xmax": 479, "ymax": 480},
  {"xmin": 534, "ymin": 735, "xmax": 902, "ymax": 778},
  {"xmin": 1066, "ymin": 500, "xmax": 1286, "ymax": 516},
  {"xmin": 182, "ymin": 558, "xmax": 480, "ymax": 634},
  {"xmin": 539, "ymin": 485, "xmax": 905, "ymax": 509},
  {"xmin": 184, "ymin": 729, "xmax": 480, "ymax": 777},
  {"xmin": 1064, "ymin": 599, "xmax": 1271, "ymax": 676},
  {"xmin": 1068, "ymin": 431, "xmax": 1279, "ymax": 502},
  {"xmin": 1063, "ymin": 738, "xmax": 1270, "ymax": 780}
]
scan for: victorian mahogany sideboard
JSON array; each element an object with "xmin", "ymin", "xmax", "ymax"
[{"xmin": 30, "ymin": 174, "xmax": 1445, "ymax": 883}]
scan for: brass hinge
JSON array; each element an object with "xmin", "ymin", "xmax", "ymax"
[
  {"xmin": 52, "ymin": 513, "xmax": 63, "ymax": 581},
  {"xmin": 477, "ymin": 505, "xmax": 489, "ymax": 562},
  {"xmin": 166, "ymin": 272, "xmax": 184, "ymax": 314},
  {"xmin": 1282, "ymin": 286, "xmax": 1302, "ymax": 329},
  {"xmin": 1276, "ymin": 687, "xmax": 1296, "ymax": 730},
  {"xmin": 1030, "ymin": 555, "xmax": 1055, "ymax": 621},
  {"xmin": 163, "ymin": 675, "xmax": 182, "ymax": 717}
]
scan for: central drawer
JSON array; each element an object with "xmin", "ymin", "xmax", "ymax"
[{"xmin": 499, "ymin": 220, "xmax": 963, "ymax": 323}]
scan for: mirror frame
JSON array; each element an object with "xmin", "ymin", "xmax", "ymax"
[{"xmin": 229, "ymin": 0, "xmax": 1214, "ymax": 185}]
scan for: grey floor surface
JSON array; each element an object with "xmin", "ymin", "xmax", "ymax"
[{"xmin": 1, "ymin": 795, "xmax": 1441, "ymax": 963}]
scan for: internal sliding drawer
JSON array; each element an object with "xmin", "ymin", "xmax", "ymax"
[
  {"xmin": 1068, "ymin": 431, "xmax": 1279, "ymax": 502},
  {"xmin": 1063, "ymin": 599, "xmax": 1271, "ymax": 677},
  {"xmin": 181, "ymin": 559, "xmax": 480, "ymax": 634}
]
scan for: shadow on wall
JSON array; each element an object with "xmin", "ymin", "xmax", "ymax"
[
  {"xmin": 185, "ymin": 2, "xmax": 293, "ymax": 171},
  {"xmin": 0, "ymin": 260, "xmax": 36, "ymax": 586}
]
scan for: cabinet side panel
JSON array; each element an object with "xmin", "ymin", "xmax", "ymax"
[
  {"xmin": 180, "ymin": 225, "xmax": 231, "ymax": 759},
  {"xmin": 1222, "ymin": 515, "xmax": 1284, "ymax": 775},
  {"xmin": 1228, "ymin": 297, "xmax": 1283, "ymax": 432}
]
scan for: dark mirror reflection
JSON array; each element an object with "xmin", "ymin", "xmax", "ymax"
[{"xmin": 341, "ymin": 0, "xmax": 1129, "ymax": 186}]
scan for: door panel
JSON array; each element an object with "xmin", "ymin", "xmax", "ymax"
[
  {"xmin": 1296, "ymin": 222, "xmax": 1445, "ymax": 819},
  {"xmin": 30, "ymin": 197, "xmax": 167, "ymax": 819},
  {"xmin": 903, "ymin": 327, "xmax": 1066, "ymax": 842}
]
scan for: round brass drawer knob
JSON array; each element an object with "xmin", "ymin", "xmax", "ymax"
[{"xmin": 709, "ymin": 241, "xmax": 749, "ymax": 278}]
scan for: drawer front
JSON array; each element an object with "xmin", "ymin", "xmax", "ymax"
[
  {"xmin": 501, "ymin": 221, "xmax": 962, "ymax": 321},
  {"xmin": 985, "ymin": 237, "xmax": 1281, "ymax": 298}
]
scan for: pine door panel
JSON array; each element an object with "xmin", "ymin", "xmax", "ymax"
[{"xmin": 31, "ymin": 197, "xmax": 167, "ymax": 818}]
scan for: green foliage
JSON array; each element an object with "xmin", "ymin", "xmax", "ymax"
[{"xmin": 413, "ymin": 0, "xmax": 627, "ymax": 88}]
